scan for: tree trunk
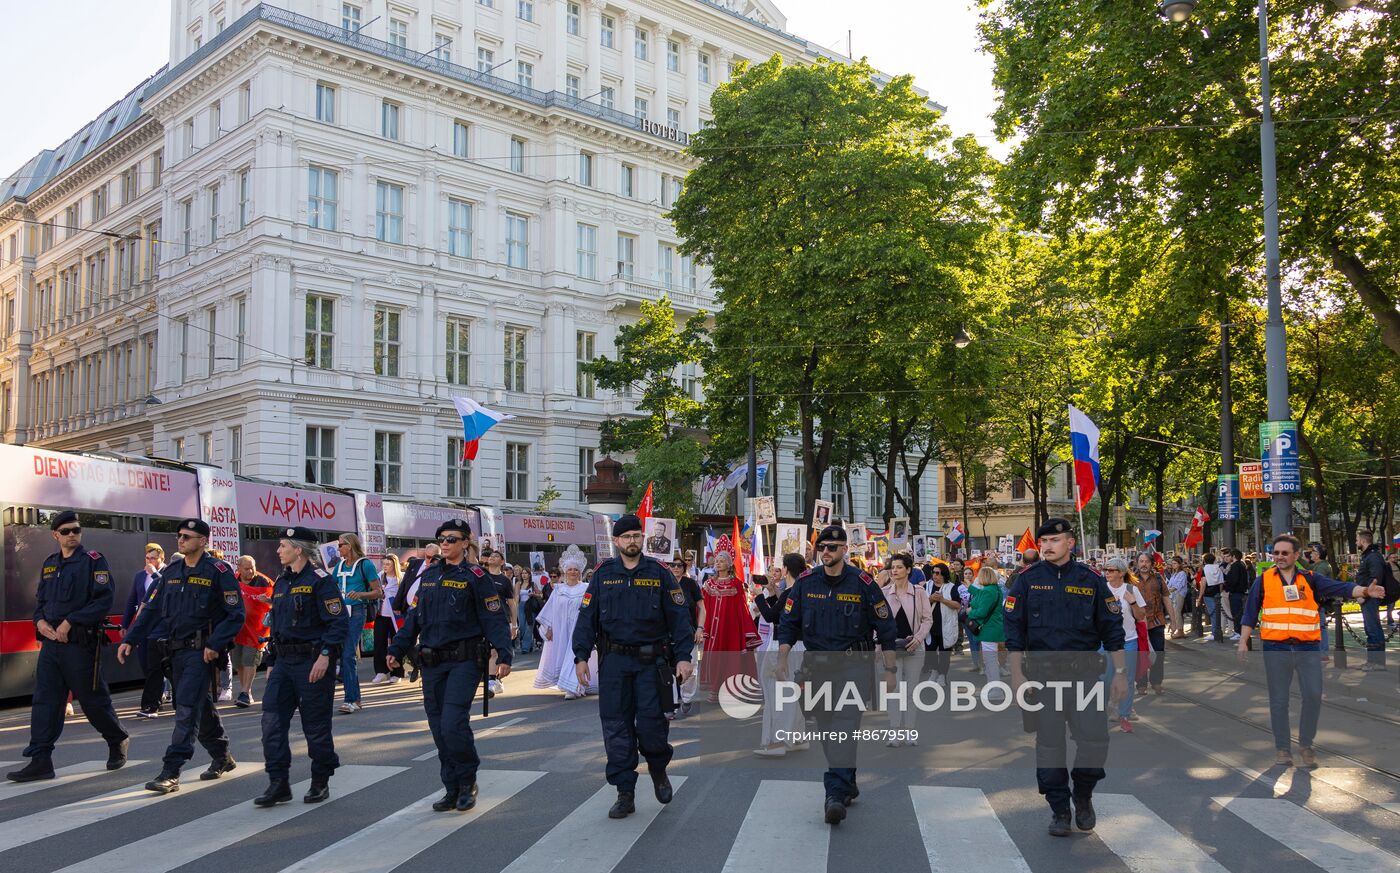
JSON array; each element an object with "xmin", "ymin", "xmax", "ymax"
[
  {"xmin": 1154, "ymin": 461, "xmax": 1166, "ymax": 534},
  {"xmin": 1328, "ymin": 242, "xmax": 1400, "ymax": 360},
  {"xmin": 1384, "ymin": 444, "xmax": 1394, "ymax": 546},
  {"xmin": 1298, "ymin": 431, "xmax": 1332, "ymax": 555}
]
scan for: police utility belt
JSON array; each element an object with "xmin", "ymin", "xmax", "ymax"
[
  {"xmin": 155, "ymin": 632, "xmax": 208, "ymax": 654},
  {"xmin": 417, "ymin": 637, "xmax": 487, "ymax": 668},
  {"xmin": 602, "ymin": 640, "xmax": 671, "ymax": 662},
  {"xmin": 270, "ymin": 638, "xmax": 320, "ymax": 659}
]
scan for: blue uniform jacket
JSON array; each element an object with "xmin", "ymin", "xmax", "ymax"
[
  {"xmin": 123, "ymin": 552, "xmax": 244, "ymax": 650},
  {"xmin": 269, "ymin": 562, "xmax": 349, "ymax": 653},
  {"xmin": 1003, "ymin": 558, "xmax": 1125, "ymax": 653},
  {"xmin": 388, "ymin": 559, "xmax": 512, "ymax": 663},
  {"xmin": 571, "ymin": 555, "xmax": 694, "ymax": 662},
  {"xmin": 775, "ymin": 564, "xmax": 898, "ymax": 652},
  {"xmin": 35, "ymin": 549, "xmax": 113, "ymax": 627}
]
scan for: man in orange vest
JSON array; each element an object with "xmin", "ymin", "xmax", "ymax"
[{"xmin": 1237, "ymin": 534, "xmax": 1385, "ymax": 768}]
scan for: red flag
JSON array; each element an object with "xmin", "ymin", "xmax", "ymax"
[
  {"xmin": 1183, "ymin": 506, "xmax": 1210, "ymax": 550},
  {"xmin": 732, "ymin": 516, "xmax": 746, "ymax": 585},
  {"xmin": 636, "ymin": 481, "xmax": 654, "ymax": 526},
  {"xmin": 1016, "ymin": 527, "xmax": 1036, "ymax": 554}
]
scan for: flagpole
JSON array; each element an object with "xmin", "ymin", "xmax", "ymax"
[{"xmin": 1074, "ymin": 478, "xmax": 1087, "ymax": 555}]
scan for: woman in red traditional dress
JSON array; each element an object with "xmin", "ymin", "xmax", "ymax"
[{"xmin": 701, "ymin": 549, "xmax": 761, "ymax": 701}]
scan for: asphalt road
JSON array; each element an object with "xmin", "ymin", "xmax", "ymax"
[{"xmin": 1, "ymin": 643, "xmax": 1397, "ymax": 873}]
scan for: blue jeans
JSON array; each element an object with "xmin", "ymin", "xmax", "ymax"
[
  {"xmin": 1261, "ymin": 639, "xmax": 1323, "ymax": 750},
  {"xmin": 1204, "ymin": 595, "xmax": 1221, "ymax": 638},
  {"xmin": 1101, "ymin": 639, "xmax": 1138, "ymax": 720},
  {"xmin": 1361, "ymin": 599, "xmax": 1386, "ymax": 665},
  {"xmin": 341, "ymin": 606, "xmax": 364, "ymax": 703},
  {"xmin": 967, "ymin": 624, "xmax": 983, "ymax": 670},
  {"xmin": 517, "ymin": 600, "xmax": 533, "ymax": 653}
]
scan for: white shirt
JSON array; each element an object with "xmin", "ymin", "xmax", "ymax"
[
  {"xmin": 1108, "ymin": 582, "xmax": 1146, "ymax": 641},
  {"xmin": 1202, "ymin": 563, "xmax": 1224, "ymax": 591}
]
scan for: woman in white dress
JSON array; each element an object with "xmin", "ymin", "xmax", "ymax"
[{"xmin": 533, "ymin": 546, "xmax": 598, "ymax": 699}]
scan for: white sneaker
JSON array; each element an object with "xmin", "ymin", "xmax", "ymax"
[
  {"xmin": 488, "ymin": 679, "xmax": 504, "ymax": 695},
  {"xmin": 386, "ymin": 675, "xmax": 402, "ymax": 684},
  {"xmin": 370, "ymin": 673, "xmax": 389, "ymax": 685},
  {"xmin": 753, "ymin": 745, "xmax": 786, "ymax": 758},
  {"xmin": 217, "ymin": 689, "xmax": 233, "ymax": 702},
  {"xmin": 338, "ymin": 701, "xmax": 361, "ymax": 714},
  {"xmin": 65, "ymin": 703, "xmax": 75, "ymax": 717},
  {"xmin": 1229, "ymin": 633, "xmax": 1242, "ymax": 641},
  {"xmin": 1203, "ymin": 634, "xmax": 1215, "ymax": 642}
]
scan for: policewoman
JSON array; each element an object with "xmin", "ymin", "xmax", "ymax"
[
  {"xmin": 572, "ymin": 514, "xmax": 694, "ymax": 820},
  {"xmin": 119, "ymin": 518, "xmax": 243, "ymax": 794},
  {"xmin": 775, "ymin": 524, "xmax": 897, "ymax": 826},
  {"xmin": 387, "ymin": 520, "xmax": 512, "ymax": 812},
  {"xmin": 6, "ymin": 511, "xmax": 129, "ymax": 783},
  {"xmin": 1004, "ymin": 518, "xmax": 1124, "ymax": 837},
  {"xmin": 254, "ymin": 527, "xmax": 349, "ymax": 807}
]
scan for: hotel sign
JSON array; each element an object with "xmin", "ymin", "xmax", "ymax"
[{"xmin": 640, "ymin": 118, "xmax": 690, "ymax": 146}]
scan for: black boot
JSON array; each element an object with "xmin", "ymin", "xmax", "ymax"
[
  {"xmin": 608, "ymin": 792, "xmax": 636, "ymax": 819},
  {"xmin": 1073, "ymin": 794, "xmax": 1096, "ymax": 831},
  {"xmin": 455, "ymin": 783, "xmax": 479, "ymax": 811},
  {"xmin": 145, "ymin": 771, "xmax": 180, "ymax": 794},
  {"xmin": 842, "ymin": 783, "xmax": 860, "ymax": 807},
  {"xmin": 1048, "ymin": 808, "xmax": 1072, "ymax": 837},
  {"xmin": 253, "ymin": 778, "xmax": 292, "ymax": 807},
  {"xmin": 304, "ymin": 780, "xmax": 330, "ymax": 803},
  {"xmin": 107, "ymin": 738, "xmax": 130, "ymax": 770},
  {"xmin": 6, "ymin": 756, "xmax": 55, "ymax": 783},
  {"xmin": 200, "ymin": 756, "xmax": 236, "ymax": 781},
  {"xmin": 824, "ymin": 797, "xmax": 847, "ymax": 825},
  {"xmin": 651, "ymin": 772, "xmax": 673, "ymax": 804},
  {"xmin": 432, "ymin": 788, "xmax": 459, "ymax": 812}
]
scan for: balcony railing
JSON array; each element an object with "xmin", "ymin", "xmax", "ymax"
[{"xmin": 605, "ymin": 277, "xmax": 709, "ymax": 312}]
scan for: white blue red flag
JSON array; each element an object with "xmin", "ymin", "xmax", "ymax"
[
  {"xmin": 947, "ymin": 520, "xmax": 966, "ymax": 545},
  {"xmin": 1143, "ymin": 530, "xmax": 1162, "ymax": 543},
  {"xmin": 1068, "ymin": 405, "xmax": 1101, "ymax": 512},
  {"xmin": 452, "ymin": 397, "xmax": 514, "ymax": 461}
]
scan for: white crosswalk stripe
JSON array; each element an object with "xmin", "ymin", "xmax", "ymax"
[
  {"xmin": 50, "ymin": 765, "xmax": 403, "ymax": 873},
  {"xmin": 498, "ymin": 777, "xmax": 687, "ymax": 873},
  {"xmin": 411, "ymin": 716, "xmax": 527, "ymax": 761},
  {"xmin": 1215, "ymin": 796, "xmax": 1400, "ymax": 873},
  {"xmin": 276, "ymin": 769, "xmax": 544, "ymax": 873},
  {"xmin": 1093, "ymin": 794, "xmax": 1229, "ymax": 873},
  {"xmin": 722, "ymin": 781, "xmax": 830, "ymax": 873},
  {"xmin": 910, "ymin": 785, "xmax": 1031, "ymax": 873},
  {"xmin": 0, "ymin": 764, "xmax": 256, "ymax": 853},
  {"xmin": 0, "ymin": 760, "xmax": 145, "ymax": 802}
]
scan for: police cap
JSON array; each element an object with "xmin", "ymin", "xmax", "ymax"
[
  {"xmin": 282, "ymin": 526, "xmax": 317, "ymax": 542},
  {"xmin": 434, "ymin": 519, "xmax": 471, "ymax": 539},
  {"xmin": 50, "ymin": 510, "xmax": 80, "ymax": 531},
  {"xmin": 178, "ymin": 518, "xmax": 211, "ymax": 537},
  {"xmin": 1036, "ymin": 517, "xmax": 1074, "ymax": 538},
  {"xmin": 612, "ymin": 514, "xmax": 643, "ymax": 537},
  {"xmin": 816, "ymin": 524, "xmax": 847, "ymax": 544}
]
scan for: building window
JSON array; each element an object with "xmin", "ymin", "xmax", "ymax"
[
  {"xmin": 306, "ymin": 426, "xmax": 335, "ymax": 484},
  {"xmin": 210, "ymin": 100, "xmax": 222, "ymax": 140},
  {"xmin": 478, "ymin": 0, "xmax": 493, "ymax": 6},
  {"xmin": 229, "ymin": 425, "xmax": 242, "ymax": 475},
  {"xmin": 180, "ymin": 198, "xmax": 192, "ymax": 254},
  {"xmin": 1012, "ymin": 476, "xmax": 1027, "ymax": 500},
  {"xmin": 447, "ymin": 438, "xmax": 472, "ymax": 498},
  {"xmin": 566, "ymin": 74, "xmax": 580, "ymax": 98},
  {"xmin": 635, "ymin": 27, "xmax": 649, "ymax": 60},
  {"xmin": 575, "ymin": 223, "xmax": 597, "ymax": 279},
  {"xmin": 200, "ymin": 432, "xmax": 214, "ymax": 463},
  {"xmin": 178, "ymin": 316, "xmax": 190, "ymax": 382},
  {"xmin": 183, "ymin": 118, "xmax": 195, "ymax": 156},
  {"xmin": 237, "ymin": 168, "xmax": 250, "ymax": 228},
  {"xmin": 832, "ymin": 477, "xmax": 851, "ymax": 519},
  {"xmin": 616, "ymin": 234, "xmax": 635, "ymax": 278},
  {"xmin": 1065, "ymin": 463, "xmax": 1075, "ymax": 499},
  {"xmin": 307, "ymin": 166, "xmax": 338, "ymax": 230},
  {"xmin": 477, "ymin": 46, "xmax": 494, "ymax": 73},
  {"xmin": 381, "ymin": 101, "xmax": 400, "ymax": 140},
  {"xmin": 599, "ymin": 85, "xmax": 615, "ymax": 110},
  {"xmin": 634, "ymin": 96, "xmax": 648, "ymax": 120},
  {"xmin": 376, "ymin": 181, "xmax": 404, "ymax": 243},
  {"xmin": 600, "ymin": 15, "xmax": 615, "ymax": 48},
  {"xmin": 388, "ymin": 18, "xmax": 408, "ymax": 49},
  {"xmin": 517, "ymin": 0, "xmax": 533, "ymax": 22},
  {"xmin": 683, "ymin": 256, "xmax": 698, "ymax": 292},
  {"xmin": 793, "ymin": 462, "xmax": 807, "ymax": 512},
  {"xmin": 452, "ymin": 120, "xmax": 470, "ymax": 157},
  {"xmin": 680, "ymin": 361, "xmax": 698, "ymax": 399},
  {"xmin": 305, "ymin": 294, "xmax": 334, "ymax": 368},
  {"xmin": 657, "ymin": 243, "xmax": 675, "ymax": 287},
  {"xmin": 172, "ymin": 437, "xmax": 186, "ymax": 461},
  {"xmin": 445, "ymin": 317, "xmax": 471, "ymax": 385},
  {"xmin": 578, "ymin": 151, "xmax": 593, "ymax": 186},
  {"xmin": 239, "ymin": 81, "xmax": 251, "ymax": 123},
  {"xmin": 205, "ymin": 305, "xmax": 217, "ymax": 377},
  {"xmin": 517, "ymin": 60, "xmax": 534, "ymax": 88},
  {"xmin": 667, "ymin": 40, "xmax": 680, "ymax": 71},
  {"xmin": 505, "ymin": 442, "xmax": 529, "ymax": 500},
  {"xmin": 576, "ymin": 330, "xmax": 595, "ymax": 397},
  {"xmin": 509, "ymin": 137, "xmax": 525, "ymax": 173},
  {"xmin": 447, "ymin": 198, "xmax": 473, "ymax": 256},
  {"xmin": 341, "ymin": 3, "xmax": 361, "ymax": 34},
  {"xmin": 973, "ymin": 468, "xmax": 988, "ymax": 501},
  {"xmin": 152, "ymin": 148, "xmax": 163, "ymax": 187},
  {"xmin": 235, "ymin": 296, "xmax": 247, "ymax": 366},
  {"xmin": 207, "ymin": 184, "xmax": 220, "ymax": 241},
  {"xmin": 566, "ymin": 2, "xmax": 580, "ymax": 35},
  {"xmin": 577, "ymin": 447, "xmax": 595, "ymax": 499},
  {"xmin": 373, "ymin": 305, "xmax": 401, "ymax": 377},
  {"xmin": 505, "ymin": 212, "xmax": 528, "ymax": 268},
  {"xmin": 667, "ymin": 107, "xmax": 681, "ymax": 131},
  {"xmin": 65, "ymin": 203, "xmax": 80, "ymax": 233},
  {"xmin": 374, "ymin": 431, "xmax": 403, "ymax": 494},
  {"xmin": 315, "ymin": 82, "xmax": 336, "ymax": 123},
  {"xmin": 619, "ymin": 163, "xmax": 634, "ymax": 197},
  {"xmin": 869, "ymin": 473, "xmax": 885, "ymax": 519},
  {"xmin": 121, "ymin": 165, "xmax": 138, "ymax": 204},
  {"xmin": 698, "ymin": 51, "xmax": 711, "ymax": 83},
  {"xmin": 434, "ymin": 34, "xmax": 452, "ymax": 63},
  {"xmin": 503, "ymin": 326, "xmax": 527, "ymax": 392},
  {"xmin": 943, "ymin": 467, "xmax": 958, "ymax": 503}
]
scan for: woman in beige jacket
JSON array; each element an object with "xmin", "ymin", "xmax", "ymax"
[{"xmin": 879, "ymin": 554, "xmax": 933, "ymax": 745}]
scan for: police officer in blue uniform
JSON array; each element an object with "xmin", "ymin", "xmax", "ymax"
[
  {"xmin": 254, "ymin": 526, "xmax": 349, "ymax": 807},
  {"xmin": 775, "ymin": 524, "xmax": 897, "ymax": 826},
  {"xmin": 119, "ymin": 518, "xmax": 244, "ymax": 794},
  {"xmin": 572, "ymin": 514, "xmax": 694, "ymax": 820},
  {"xmin": 6, "ymin": 511, "xmax": 130, "ymax": 783},
  {"xmin": 1004, "ymin": 518, "xmax": 1126, "ymax": 837},
  {"xmin": 387, "ymin": 520, "xmax": 512, "ymax": 813}
]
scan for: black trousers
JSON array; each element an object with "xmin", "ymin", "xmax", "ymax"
[
  {"xmin": 138, "ymin": 642, "xmax": 172, "ymax": 712},
  {"xmin": 372, "ymin": 616, "xmax": 403, "ymax": 677}
]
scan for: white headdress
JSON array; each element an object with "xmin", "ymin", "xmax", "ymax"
[{"xmin": 559, "ymin": 544, "xmax": 588, "ymax": 573}]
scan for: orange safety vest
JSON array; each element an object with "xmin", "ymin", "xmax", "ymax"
[{"xmin": 1258, "ymin": 567, "xmax": 1321, "ymax": 642}]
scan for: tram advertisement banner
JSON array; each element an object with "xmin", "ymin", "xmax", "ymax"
[
  {"xmin": 0, "ymin": 443, "xmax": 199, "ymax": 519},
  {"xmin": 196, "ymin": 467, "xmax": 241, "ymax": 558}
]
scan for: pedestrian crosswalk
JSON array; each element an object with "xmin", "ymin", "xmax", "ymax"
[
  {"xmin": 0, "ymin": 759, "xmax": 146, "ymax": 801},
  {"xmin": 2, "ymin": 767, "xmax": 1396, "ymax": 873}
]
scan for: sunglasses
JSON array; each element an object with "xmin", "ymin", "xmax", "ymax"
[
  {"xmin": 816, "ymin": 543, "xmax": 843, "ymax": 553},
  {"xmin": 438, "ymin": 535, "xmax": 466, "ymax": 545},
  {"xmin": 175, "ymin": 532, "xmax": 204, "ymax": 541},
  {"xmin": 56, "ymin": 526, "xmax": 82, "ymax": 536}
]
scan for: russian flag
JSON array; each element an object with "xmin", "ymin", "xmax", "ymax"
[
  {"xmin": 1392, "ymin": 532, "xmax": 1400, "ymax": 549},
  {"xmin": 1144, "ymin": 530, "xmax": 1162, "ymax": 543},
  {"xmin": 452, "ymin": 397, "xmax": 514, "ymax": 461},
  {"xmin": 1069, "ymin": 404, "xmax": 1101, "ymax": 512}
]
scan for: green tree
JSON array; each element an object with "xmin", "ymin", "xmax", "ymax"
[{"xmin": 624, "ymin": 438, "xmax": 706, "ymax": 531}]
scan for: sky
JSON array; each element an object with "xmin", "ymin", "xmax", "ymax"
[{"xmin": 0, "ymin": 0, "xmax": 1006, "ymax": 178}]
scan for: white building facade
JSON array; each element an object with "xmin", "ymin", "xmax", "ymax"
[{"xmin": 0, "ymin": 0, "xmax": 940, "ymax": 530}]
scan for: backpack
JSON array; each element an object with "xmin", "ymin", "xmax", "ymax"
[{"xmin": 1379, "ymin": 558, "xmax": 1400, "ymax": 607}]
